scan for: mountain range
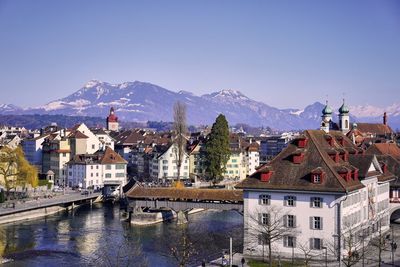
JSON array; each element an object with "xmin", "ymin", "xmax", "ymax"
[{"xmin": 0, "ymin": 80, "xmax": 399, "ymax": 130}]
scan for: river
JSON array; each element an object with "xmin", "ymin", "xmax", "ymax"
[{"xmin": 0, "ymin": 203, "xmax": 243, "ymax": 267}]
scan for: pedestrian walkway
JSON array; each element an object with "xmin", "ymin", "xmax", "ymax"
[{"xmin": 0, "ymin": 191, "xmax": 101, "ymax": 216}]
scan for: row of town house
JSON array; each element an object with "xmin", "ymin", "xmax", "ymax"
[
  {"xmin": 21, "ymin": 108, "xmax": 127, "ymax": 190},
  {"xmin": 115, "ymin": 129, "xmax": 260, "ymax": 182},
  {"xmin": 237, "ymin": 101, "xmax": 400, "ymax": 262}
]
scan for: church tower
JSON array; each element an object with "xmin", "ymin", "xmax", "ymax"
[
  {"xmin": 106, "ymin": 107, "xmax": 119, "ymax": 131},
  {"xmin": 338, "ymin": 99, "xmax": 350, "ymax": 134},
  {"xmin": 320, "ymin": 101, "xmax": 332, "ymax": 133}
]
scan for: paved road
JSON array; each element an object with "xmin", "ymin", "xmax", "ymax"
[{"xmin": 0, "ymin": 191, "xmax": 101, "ymax": 216}]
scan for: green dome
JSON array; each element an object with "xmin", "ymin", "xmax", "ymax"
[
  {"xmin": 322, "ymin": 103, "xmax": 333, "ymax": 115},
  {"xmin": 339, "ymin": 101, "xmax": 349, "ymax": 114}
]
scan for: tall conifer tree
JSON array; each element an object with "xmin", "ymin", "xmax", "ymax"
[{"xmin": 205, "ymin": 114, "xmax": 230, "ymax": 184}]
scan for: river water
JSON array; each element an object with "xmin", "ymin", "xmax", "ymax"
[{"xmin": 0, "ymin": 203, "xmax": 243, "ymax": 267}]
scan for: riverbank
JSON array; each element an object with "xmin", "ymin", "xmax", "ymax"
[{"xmin": 0, "ymin": 192, "xmax": 101, "ymax": 225}]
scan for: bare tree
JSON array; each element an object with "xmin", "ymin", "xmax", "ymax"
[
  {"xmin": 246, "ymin": 205, "xmax": 298, "ymax": 267},
  {"xmin": 173, "ymin": 101, "xmax": 187, "ymax": 182},
  {"xmin": 370, "ymin": 218, "xmax": 390, "ymax": 267},
  {"xmin": 297, "ymin": 241, "xmax": 319, "ymax": 266}
]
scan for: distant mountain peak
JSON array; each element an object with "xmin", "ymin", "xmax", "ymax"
[
  {"xmin": 84, "ymin": 79, "xmax": 104, "ymax": 88},
  {"xmin": 2, "ymin": 80, "xmax": 399, "ymax": 130}
]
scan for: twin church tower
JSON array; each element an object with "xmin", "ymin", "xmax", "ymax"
[{"xmin": 320, "ymin": 99, "xmax": 350, "ymax": 134}]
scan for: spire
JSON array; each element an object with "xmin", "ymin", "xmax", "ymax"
[
  {"xmin": 339, "ymin": 98, "xmax": 349, "ymax": 114},
  {"xmin": 322, "ymin": 100, "xmax": 333, "ymax": 115}
]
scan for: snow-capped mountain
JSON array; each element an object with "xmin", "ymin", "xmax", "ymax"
[
  {"xmin": 0, "ymin": 104, "xmax": 22, "ymax": 113},
  {"xmin": 0, "ymin": 80, "xmax": 398, "ymax": 130}
]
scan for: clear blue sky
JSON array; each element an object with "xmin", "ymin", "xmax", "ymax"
[{"xmin": 0, "ymin": 0, "xmax": 399, "ymax": 109}]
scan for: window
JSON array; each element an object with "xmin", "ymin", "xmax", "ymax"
[
  {"xmin": 116, "ymin": 164, "xmax": 125, "ymax": 169},
  {"xmin": 92, "ymin": 144, "xmax": 95, "ymax": 149},
  {"xmin": 163, "ymin": 160, "xmax": 168, "ymax": 164},
  {"xmin": 91, "ymin": 173, "xmax": 93, "ymax": 177},
  {"xmin": 106, "ymin": 165, "xmax": 111, "ymax": 170},
  {"xmin": 96, "ymin": 173, "xmax": 99, "ymax": 177},
  {"xmin": 310, "ymin": 238, "xmax": 323, "ymax": 250},
  {"xmin": 96, "ymin": 165, "xmax": 99, "ymax": 169},
  {"xmin": 163, "ymin": 166, "xmax": 168, "ymax": 170},
  {"xmin": 259, "ymin": 194, "xmax": 271, "ymax": 205},
  {"xmin": 284, "ymin": 196, "xmax": 296, "ymax": 206},
  {"xmin": 314, "ymin": 174, "xmax": 321, "ymax": 183},
  {"xmin": 310, "ymin": 216, "xmax": 323, "ymax": 230},
  {"xmin": 105, "ymin": 173, "xmax": 112, "ymax": 178},
  {"xmin": 116, "ymin": 173, "xmax": 125, "ymax": 177},
  {"xmin": 259, "ymin": 213, "xmax": 269, "ymax": 225},
  {"xmin": 283, "ymin": 236, "xmax": 296, "ymax": 248},
  {"xmin": 91, "ymin": 166, "xmax": 93, "ymax": 170},
  {"xmin": 311, "ymin": 197, "xmax": 323, "ymax": 208},
  {"xmin": 285, "ymin": 215, "xmax": 296, "ymax": 228},
  {"xmin": 232, "ymin": 159, "xmax": 237, "ymax": 163}
]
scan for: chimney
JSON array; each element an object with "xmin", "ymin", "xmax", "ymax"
[{"xmin": 383, "ymin": 112, "xmax": 387, "ymax": 125}]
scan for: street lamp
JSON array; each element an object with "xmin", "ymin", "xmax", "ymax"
[{"xmin": 322, "ymin": 246, "xmax": 328, "ymax": 267}]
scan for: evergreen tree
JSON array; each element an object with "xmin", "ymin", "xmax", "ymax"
[{"xmin": 205, "ymin": 114, "xmax": 230, "ymax": 184}]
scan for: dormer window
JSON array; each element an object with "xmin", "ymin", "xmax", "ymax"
[
  {"xmin": 336, "ymin": 136, "xmax": 345, "ymax": 146},
  {"xmin": 292, "ymin": 151, "xmax": 305, "ymax": 164},
  {"xmin": 339, "ymin": 150, "xmax": 348, "ymax": 162},
  {"xmin": 327, "ymin": 150, "xmax": 339, "ymax": 163},
  {"xmin": 338, "ymin": 168, "xmax": 351, "ymax": 182},
  {"xmin": 297, "ymin": 136, "xmax": 308, "ymax": 148},
  {"xmin": 311, "ymin": 168, "xmax": 325, "ymax": 184},
  {"xmin": 313, "ymin": 174, "xmax": 321, "ymax": 183},
  {"xmin": 325, "ymin": 135, "xmax": 334, "ymax": 146},
  {"xmin": 260, "ymin": 167, "xmax": 273, "ymax": 182}
]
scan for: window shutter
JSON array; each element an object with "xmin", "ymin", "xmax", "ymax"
[
  {"xmin": 293, "ymin": 237, "xmax": 297, "ymax": 248},
  {"xmin": 293, "ymin": 196, "xmax": 297, "ymax": 207},
  {"xmin": 283, "ymin": 215, "xmax": 287, "ymax": 227},
  {"xmin": 309, "ymin": 238, "xmax": 313, "ymax": 249},
  {"xmin": 321, "ymin": 217, "xmax": 323, "ymax": 230},
  {"xmin": 293, "ymin": 215, "xmax": 297, "ymax": 228},
  {"xmin": 258, "ymin": 213, "xmax": 261, "ymax": 224},
  {"xmin": 320, "ymin": 198, "xmax": 323, "ymax": 208},
  {"xmin": 283, "ymin": 237, "xmax": 287, "ymax": 247},
  {"xmin": 284, "ymin": 196, "xmax": 288, "ymax": 206},
  {"xmin": 258, "ymin": 195, "xmax": 261, "ymax": 205},
  {"xmin": 320, "ymin": 239, "xmax": 324, "ymax": 249},
  {"xmin": 310, "ymin": 197, "xmax": 314, "ymax": 208},
  {"xmin": 310, "ymin": 217, "xmax": 313, "ymax": 229}
]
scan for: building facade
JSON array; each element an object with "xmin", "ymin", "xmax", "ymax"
[{"xmin": 237, "ymin": 129, "xmax": 394, "ymax": 262}]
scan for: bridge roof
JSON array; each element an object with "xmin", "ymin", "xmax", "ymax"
[{"xmin": 126, "ymin": 186, "xmax": 243, "ymax": 202}]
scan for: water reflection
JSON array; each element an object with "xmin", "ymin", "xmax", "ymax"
[{"xmin": 0, "ymin": 204, "xmax": 243, "ymax": 267}]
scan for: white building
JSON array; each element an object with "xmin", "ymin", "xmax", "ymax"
[
  {"xmin": 150, "ymin": 143, "xmax": 190, "ymax": 180},
  {"xmin": 237, "ymin": 129, "xmax": 394, "ymax": 262},
  {"xmin": 71, "ymin": 123, "xmax": 102, "ymax": 154},
  {"xmin": 67, "ymin": 147, "xmax": 127, "ymax": 189},
  {"xmin": 93, "ymin": 128, "xmax": 115, "ymax": 150}
]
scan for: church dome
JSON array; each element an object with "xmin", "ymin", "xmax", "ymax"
[
  {"xmin": 339, "ymin": 100, "xmax": 349, "ymax": 114},
  {"xmin": 322, "ymin": 102, "xmax": 333, "ymax": 115}
]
